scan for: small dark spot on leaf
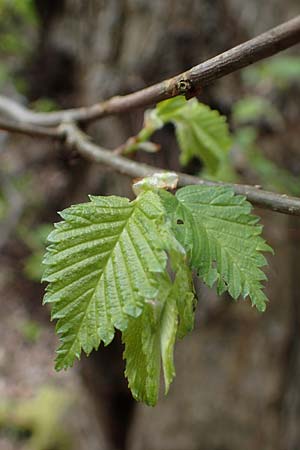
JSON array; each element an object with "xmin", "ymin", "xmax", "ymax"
[{"xmin": 177, "ymin": 219, "xmax": 184, "ymax": 225}]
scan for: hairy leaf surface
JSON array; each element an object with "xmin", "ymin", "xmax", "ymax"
[
  {"xmin": 43, "ymin": 191, "xmax": 175, "ymax": 370},
  {"xmin": 160, "ymin": 185, "xmax": 272, "ymax": 311},
  {"xmin": 123, "ymin": 251, "xmax": 195, "ymax": 406}
]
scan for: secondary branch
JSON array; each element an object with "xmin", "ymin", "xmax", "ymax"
[
  {"xmin": 1, "ymin": 117, "xmax": 300, "ymax": 215},
  {"xmin": 0, "ymin": 118, "xmax": 62, "ymax": 138},
  {"xmin": 61, "ymin": 123, "xmax": 300, "ymax": 216}
]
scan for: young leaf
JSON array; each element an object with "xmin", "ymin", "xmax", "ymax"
[
  {"xmin": 159, "ymin": 185, "xmax": 272, "ymax": 312},
  {"xmin": 132, "ymin": 171, "xmax": 178, "ymax": 196},
  {"xmin": 122, "ymin": 276, "xmax": 173, "ymax": 406},
  {"xmin": 43, "ymin": 191, "xmax": 175, "ymax": 370},
  {"xmin": 123, "ymin": 251, "xmax": 196, "ymax": 406},
  {"xmin": 144, "ymin": 97, "xmax": 232, "ymax": 173},
  {"xmin": 159, "ymin": 189, "xmax": 213, "ymax": 284}
]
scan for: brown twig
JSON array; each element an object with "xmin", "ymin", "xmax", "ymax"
[
  {"xmin": 1, "ymin": 117, "xmax": 300, "ymax": 216},
  {"xmin": 0, "ymin": 118, "xmax": 62, "ymax": 138},
  {"xmin": 0, "ymin": 17, "xmax": 299, "ymax": 216},
  {"xmin": 0, "ymin": 16, "xmax": 299, "ymax": 127},
  {"xmin": 59, "ymin": 123, "xmax": 300, "ymax": 216}
]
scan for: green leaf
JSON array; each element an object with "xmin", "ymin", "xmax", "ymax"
[
  {"xmin": 43, "ymin": 191, "xmax": 174, "ymax": 370},
  {"xmin": 170, "ymin": 252, "xmax": 196, "ymax": 340},
  {"xmin": 123, "ymin": 251, "xmax": 195, "ymax": 406},
  {"xmin": 150, "ymin": 97, "xmax": 232, "ymax": 173},
  {"xmin": 159, "ymin": 185, "xmax": 272, "ymax": 312},
  {"xmin": 159, "ymin": 189, "xmax": 213, "ymax": 283},
  {"xmin": 123, "ymin": 276, "xmax": 171, "ymax": 406}
]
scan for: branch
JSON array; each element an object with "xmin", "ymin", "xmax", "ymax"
[
  {"xmin": 60, "ymin": 123, "xmax": 300, "ymax": 217},
  {"xmin": 0, "ymin": 118, "xmax": 62, "ymax": 138},
  {"xmin": 0, "ymin": 16, "xmax": 299, "ymax": 217},
  {"xmin": 1, "ymin": 116, "xmax": 299, "ymax": 216},
  {"xmin": 0, "ymin": 16, "xmax": 299, "ymax": 126}
]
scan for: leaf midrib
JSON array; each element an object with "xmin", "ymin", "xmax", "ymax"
[{"xmin": 57, "ymin": 202, "xmax": 137, "ymax": 366}]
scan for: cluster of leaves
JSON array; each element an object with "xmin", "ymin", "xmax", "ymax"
[{"xmin": 43, "ymin": 174, "xmax": 272, "ymax": 406}]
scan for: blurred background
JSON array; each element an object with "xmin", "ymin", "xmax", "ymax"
[{"xmin": 0, "ymin": 1, "xmax": 300, "ymax": 449}]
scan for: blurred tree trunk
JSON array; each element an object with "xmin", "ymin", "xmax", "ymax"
[{"xmin": 31, "ymin": 1, "xmax": 300, "ymax": 449}]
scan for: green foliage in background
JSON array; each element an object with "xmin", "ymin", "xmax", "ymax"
[
  {"xmin": 0, "ymin": 191, "xmax": 7, "ymax": 221},
  {"xmin": 31, "ymin": 97, "xmax": 59, "ymax": 113},
  {"xmin": 231, "ymin": 55, "xmax": 300, "ymax": 196},
  {"xmin": 0, "ymin": 387, "xmax": 73, "ymax": 450},
  {"xmin": 20, "ymin": 319, "xmax": 41, "ymax": 343},
  {"xmin": 0, "ymin": 0, "xmax": 37, "ymax": 93},
  {"xmin": 20, "ymin": 224, "xmax": 53, "ymax": 282},
  {"xmin": 0, "ymin": 0, "xmax": 36, "ymax": 54},
  {"xmin": 233, "ymin": 126, "xmax": 300, "ymax": 196},
  {"xmin": 0, "ymin": 0, "xmax": 36, "ymax": 23},
  {"xmin": 242, "ymin": 55, "xmax": 300, "ymax": 89},
  {"xmin": 232, "ymin": 96, "xmax": 283, "ymax": 127}
]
